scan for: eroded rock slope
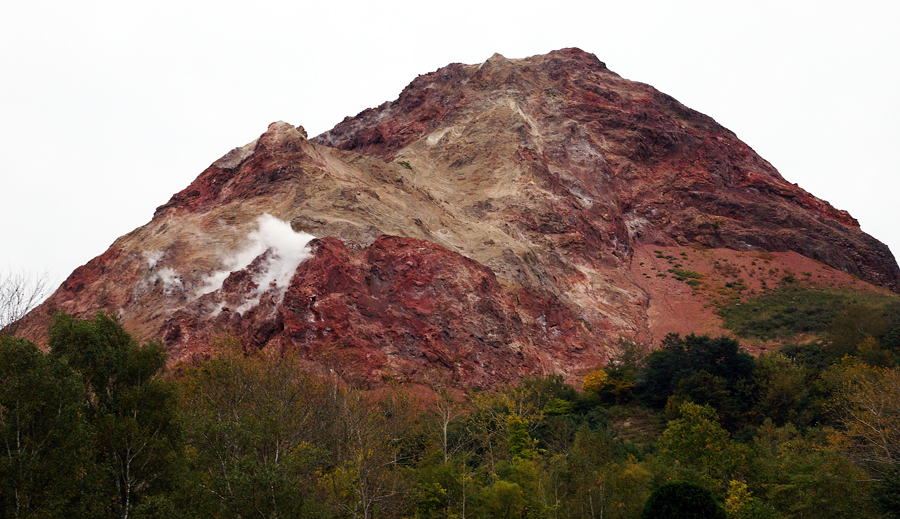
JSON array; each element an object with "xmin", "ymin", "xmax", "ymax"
[{"xmin": 18, "ymin": 48, "xmax": 899, "ymax": 387}]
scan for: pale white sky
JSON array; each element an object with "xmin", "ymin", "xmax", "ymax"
[{"xmin": 2, "ymin": 1, "xmax": 898, "ymax": 290}]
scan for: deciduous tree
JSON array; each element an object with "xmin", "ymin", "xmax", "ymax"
[
  {"xmin": 826, "ymin": 360, "xmax": 900, "ymax": 475},
  {"xmin": 0, "ymin": 270, "xmax": 50, "ymax": 336},
  {"xmin": 180, "ymin": 340, "xmax": 325, "ymax": 518},
  {"xmin": 49, "ymin": 313, "xmax": 181, "ymax": 519},
  {"xmin": 0, "ymin": 336, "xmax": 96, "ymax": 518}
]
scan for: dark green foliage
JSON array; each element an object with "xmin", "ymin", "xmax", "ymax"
[
  {"xmin": 773, "ymin": 343, "xmax": 867, "ymax": 428},
  {"xmin": 657, "ymin": 402, "xmax": 740, "ymax": 486},
  {"xmin": 597, "ymin": 338, "xmax": 648, "ymax": 405},
  {"xmin": 750, "ymin": 352, "xmax": 815, "ymax": 427},
  {"xmin": 523, "ymin": 374, "xmax": 579, "ymax": 404},
  {"xmin": 179, "ymin": 347, "xmax": 328, "ymax": 517},
  {"xmin": 0, "ymin": 336, "xmax": 97, "ymax": 518},
  {"xmin": 826, "ymin": 305, "xmax": 889, "ymax": 358},
  {"xmin": 671, "ymin": 370, "xmax": 748, "ymax": 430},
  {"xmin": 876, "ymin": 466, "xmax": 900, "ymax": 518},
  {"xmin": 640, "ymin": 481, "xmax": 726, "ymax": 519},
  {"xmin": 883, "ymin": 327, "xmax": 900, "ymax": 353},
  {"xmin": 407, "ymin": 458, "xmax": 467, "ymax": 518},
  {"xmin": 781, "ymin": 340, "xmax": 832, "ymax": 372},
  {"xmin": 49, "ymin": 313, "xmax": 167, "ymax": 412},
  {"xmin": 637, "ymin": 334, "xmax": 755, "ymax": 411},
  {"xmin": 49, "ymin": 313, "xmax": 182, "ymax": 519},
  {"xmin": 479, "ymin": 479, "xmax": 526, "ymax": 518},
  {"xmin": 750, "ymin": 421, "xmax": 877, "ymax": 518},
  {"xmin": 6, "ymin": 314, "xmax": 900, "ymax": 517}
]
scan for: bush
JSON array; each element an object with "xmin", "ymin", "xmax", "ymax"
[
  {"xmin": 637, "ymin": 334, "xmax": 754, "ymax": 409},
  {"xmin": 640, "ymin": 481, "xmax": 726, "ymax": 519}
]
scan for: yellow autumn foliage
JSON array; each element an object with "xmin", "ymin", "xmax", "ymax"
[{"xmin": 582, "ymin": 369, "xmax": 608, "ymax": 394}]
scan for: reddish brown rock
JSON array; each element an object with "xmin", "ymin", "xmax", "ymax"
[
  {"xmin": 15, "ymin": 48, "xmax": 900, "ymax": 388},
  {"xmin": 277, "ymin": 236, "xmax": 553, "ymax": 386},
  {"xmin": 150, "ymin": 235, "xmax": 602, "ymax": 387},
  {"xmin": 317, "ymin": 48, "xmax": 896, "ymax": 290}
]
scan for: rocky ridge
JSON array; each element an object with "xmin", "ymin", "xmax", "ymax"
[{"xmin": 17, "ymin": 48, "xmax": 900, "ymax": 387}]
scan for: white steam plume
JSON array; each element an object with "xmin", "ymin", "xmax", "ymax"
[
  {"xmin": 145, "ymin": 250, "xmax": 164, "ymax": 269},
  {"xmin": 196, "ymin": 214, "xmax": 315, "ymax": 307},
  {"xmin": 143, "ymin": 250, "xmax": 183, "ymax": 296},
  {"xmin": 156, "ymin": 267, "xmax": 184, "ymax": 296}
]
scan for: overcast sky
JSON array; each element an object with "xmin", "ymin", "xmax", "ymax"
[{"xmin": 2, "ymin": 1, "xmax": 898, "ymax": 291}]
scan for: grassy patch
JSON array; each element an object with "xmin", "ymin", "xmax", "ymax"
[
  {"xmin": 668, "ymin": 269, "xmax": 703, "ymax": 281},
  {"xmin": 719, "ymin": 284, "xmax": 898, "ymax": 340}
]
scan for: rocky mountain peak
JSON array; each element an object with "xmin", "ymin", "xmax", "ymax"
[{"xmin": 15, "ymin": 49, "xmax": 900, "ymax": 387}]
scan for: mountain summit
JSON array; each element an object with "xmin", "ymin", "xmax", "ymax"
[{"xmin": 18, "ymin": 48, "xmax": 899, "ymax": 386}]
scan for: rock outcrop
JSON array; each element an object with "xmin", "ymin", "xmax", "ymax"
[
  {"xmin": 16, "ymin": 48, "xmax": 899, "ymax": 387},
  {"xmin": 317, "ymin": 48, "xmax": 895, "ymax": 290}
]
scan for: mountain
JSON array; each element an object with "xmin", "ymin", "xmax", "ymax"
[{"xmin": 16, "ymin": 48, "xmax": 900, "ymax": 387}]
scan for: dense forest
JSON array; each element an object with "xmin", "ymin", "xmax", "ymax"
[{"xmin": 2, "ymin": 283, "xmax": 900, "ymax": 518}]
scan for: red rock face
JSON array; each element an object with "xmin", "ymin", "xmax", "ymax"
[
  {"xmin": 153, "ymin": 236, "xmax": 603, "ymax": 387},
  {"xmin": 16, "ymin": 48, "xmax": 900, "ymax": 388},
  {"xmin": 278, "ymin": 237, "xmax": 547, "ymax": 386},
  {"xmin": 317, "ymin": 48, "xmax": 897, "ymax": 290}
]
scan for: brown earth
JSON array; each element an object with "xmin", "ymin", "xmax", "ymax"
[{"xmin": 16, "ymin": 48, "xmax": 899, "ymax": 388}]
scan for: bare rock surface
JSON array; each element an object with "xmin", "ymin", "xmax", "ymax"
[{"xmin": 17, "ymin": 49, "xmax": 899, "ymax": 387}]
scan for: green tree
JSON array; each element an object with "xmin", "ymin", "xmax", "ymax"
[
  {"xmin": 826, "ymin": 360, "xmax": 900, "ymax": 475},
  {"xmin": 583, "ymin": 368, "xmax": 636, "ymax": 404},
  {"xmin": 561, "ymin": 428, "xmax": 654, "ymax": 519},
  {"xmin": 637, "ymin": 334, "xmax": 755, "ymax": 408},
  {"xmin": 750, "ymin": 421, "xmax": 875, "ymax": 518},
  {"xmin": 882, "ymin": 326, "xmax": 900, "ymax": 357},
  {"xmin": 640, "ymin": 481, "xmax": 726, "ymax": 519},
  {"xmin": 407, "ymin": 457, "xmax": 470, "ymax": 519},
  {"xmin": 657, "ymin": 402, "xmax": 747, "ymax": 490},
  {"xmin": 0, "ymin": 336, "xmax": 98, "ymax": 518},
  {"xmin": 461, "ymin": 384, "xmax": 546, "ymax": 474},
  {"xmin": 856, "ymin": 335, "xmax": 896, "ymax": 367},
  {"xmin": 179, "ymin": 342, "xmax": 326, "ymax": 518},
  {"xmin": 479, "ymin": 480, "xmax": 525, "ymax": 519},
  {"xmin": 752, "ymin": 351, "xmax": 811, "ymax": 427},
  {"xmin": 49, "ymin": 313, "xmax": 182, "ymax": 519},
  {"xmin": 671, "ymin": 370, "xmax": 745, "ymax": 430},
  {"xmin": 827, "ymin": 305, "xmax": 889, "ymax": 358}
]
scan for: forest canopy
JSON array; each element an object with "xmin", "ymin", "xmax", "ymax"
[{"xmin": 1, "ymin": 305, "xmax": 900, "ymax": 518}]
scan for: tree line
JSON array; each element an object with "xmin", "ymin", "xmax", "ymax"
[{"xmin": 2, "ymin": 311, "xmax": 900, "ymax": 518}]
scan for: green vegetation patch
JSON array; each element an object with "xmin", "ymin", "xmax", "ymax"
[
  {"xmin": 670, "ymin": 269, "xmax": 703, "ymax": 279},
  {"xmin": 669, "ymin": 269, "xmax": 703, "ymax": 283},
  {"xmin": 719, "ymin": 284, "xmax": 898, "ymax": 340},
  {"xmin": 6, "ymin": 310, "xmax": 899, "ymax": 518}
]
